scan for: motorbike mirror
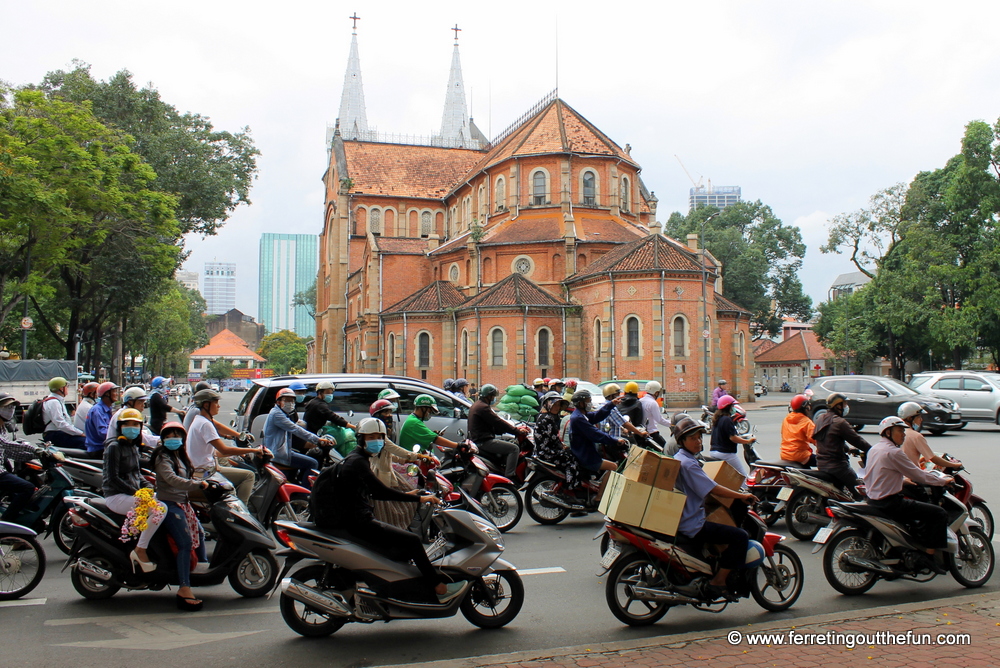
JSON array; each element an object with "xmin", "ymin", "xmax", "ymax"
[
  {"xmin": 412, "ymin": 444, "xmax": 421, "ymax": 453},
  {"xmin": 405, "ymin": 463, "xmax": 420, "ymax": 477},
  {"xmin": 347, "ymin": 409, "xmax": 354, "ymax": 417}
]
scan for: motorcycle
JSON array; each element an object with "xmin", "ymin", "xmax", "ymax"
[
  {"xmin": 523, "ymin": 456, "xmax": 604, "ymax": 525},
  {"xmin": 699, "ymin": 404, "xmax": 751, "ymax": 436},
  {"xmin": 472, "ymin": 420, "xmax": 535, "ymax": 486},
  {"xmin": 242, "ymin": 452, "xmax": 312, "ymax": 539},
  {"xmin": 272, "ymin": 486, "xmax": 523, "ymax": 637},
  {"xmin": 782, "ymin": 451, "xmax": 866, "ymax": 540},
  {"xmin": 933, "ymin": 457, "xmax": 992, "ymax": 540},
  {"xmin": 437, "ymin": 442, "xmax": 523, "ymax": 532},
  {"xmin": 0, "ymin": 521, "xmax": 46, "ymax": 600},
  {"xmin": 599, "ymin": 502, "xmax": 804, "ymax": 626},
  {"xmin": 746, "ymin": 446, "xmax": 811, "ymax": 527},
  {"xmin": 815, "ymin": 476, "xmax": 994, "ymax": 595},
  {"xmin": 65, "ymin": 478, "xmax": 278, "ymax": 600}
]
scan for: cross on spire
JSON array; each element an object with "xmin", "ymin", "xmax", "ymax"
[
  {"xmin": 349, "ymin": 13, "xmax": 360, "ymax": 32},
  {"xmin": 452, "ymin": 23, "xmax": 461, "ymax": 43}
]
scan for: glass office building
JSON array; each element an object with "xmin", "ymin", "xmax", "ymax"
[
  {"xmin": 689, "ymin": 185, "xmax": 741, "ymax": 211},
  {"xmin": 204, "ymin": 262, "xmax": 237, "ymax": 315},
  {"xmin": 258, "ymin": 234, "xmax": 318, "ymax": 338}
]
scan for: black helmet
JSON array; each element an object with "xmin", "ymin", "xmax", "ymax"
[
  {"xmin": 826, "ymin": 392, "xmax": 848, "ymax": 410},
  {"xmin": 669, "ymin": 411, "xmax": 691, "ymax": 437},
  {"xmin": 195, "ymin": 381, "xmax": 212, "ymax": 392},
  {"xmin": 673, "ymin": 417, "xmax": 708, "ymax": 442},
  {"xmin": 570, "ymin": 389, "xmax": 592, "ymax": 405},
  {"xmin": 541, "ymin": 391, "xmax": 568, "ymax": 409}
]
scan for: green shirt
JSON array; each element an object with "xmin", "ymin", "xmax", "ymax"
[{"xmin": 398, "ymin": 413, "xmax": 438, "ymax": 453}]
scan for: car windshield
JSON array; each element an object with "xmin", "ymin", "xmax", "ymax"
[
  {"xmin": 908, "ymin": 375, "xmax": 932, "ymax": 390},
  {"xmin": 879, "ymin": 378, "xmax": 918, "ymax": 396}
]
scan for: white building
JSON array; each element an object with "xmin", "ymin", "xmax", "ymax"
[{"xmin": 204, "ymin": 262, "xmax": 236, "ymax": 315}]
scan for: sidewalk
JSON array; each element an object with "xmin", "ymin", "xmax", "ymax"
[{"xmin": 384, "ymin": 591, "xmax": 1000, "ymax": 668}]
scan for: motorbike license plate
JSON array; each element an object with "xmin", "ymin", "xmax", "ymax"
[
  {"xmin": 950, "ymin": 414, "xmax": 961, "ymax": 421},
  {"xmin": 600, "ymin": 543, "xmax": 621, "ymax": 569},
  {"xmin": 777, "ymin": 487, "xmax": 793, "ymax": 501},
  {"xmin": 813, "ymin": 527, "xmax": 833, "ymax": 544}
]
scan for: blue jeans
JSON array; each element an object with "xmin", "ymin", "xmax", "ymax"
[
  {"xmin": 162, "ymin": 501, "xmax": 205, "ymax": 587},
  {"xmin": 287, "ymin": 451, "xmax": 319, "ymax": 487},
  {"xmin": 43, "ymin": 431, "xmax": 86, "ymax": 450},
  {"xmin": 0, "ymin": 472, "xmax": 36, "ymax": 521}
]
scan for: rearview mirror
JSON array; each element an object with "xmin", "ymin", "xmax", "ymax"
[
  {"xmin": 454, "ymin": 407, "xmax": 461, "ymax": 419},
  {"xmin": 347, "ymin": 410, "xmax": 354, "ymax": 417},
  {"xmin": 412, "ymin": 445, "xmax": 421, "ymax": 453},
  {"xmin": 877, "ymin": 390, "xmax": 889, "ymax": 397}
]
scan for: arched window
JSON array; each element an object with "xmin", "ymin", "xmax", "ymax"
[
  {"xmin": 491, "ymin": 328, "xmax": 505, "ymax": 367},
  {"xmin": 387, "ymin": 334, "xmax": 396, "ymax": 369},
  {"xmin": 420, "ymin": 211, "xmax": 432, "ymax": 237},
  {"xmin": 369, "ymin": 208, "xmax": 382, "ymax": 235},
  {"xmin": 672, "ymin": 316, "xmax": 687, "ymax": 357},
  {"xmin": 537, "ymin": 328, "xmax": 550, "ymax": 368},
  {"xmin": 620, "ymin": 177, "xmax": 630, "ymax": 212},
  {"xmin": 417, "ymin": 332, "xmax": 430, "ymax": 368},
  {"xmin": 737, "ymin": 332, "xmax": 746, "ymax": 358},
  {"xmin": 626, "ymin": 316, "xmax": 640, "ymax": 357},
  {"xmin": 464, "ymin": 197, "xmax": 472, "ymax": 227},
  {"xmin": 495, "ymin": 177, "xmax": 506, "ymax": 210},
  {"xmin": 478, "ymin": 185, "xmax": 487, "ymax": 219},
  {"xmin": 532, "ymin": 171, "xmax": 547, "ymax": 205},
  {"xmin": 594, "ymin": 319, "xmax": 603, "ymax": 356},
  {"xmin": 582, "ymin": 171, "xmax": 596, "ymax": 206},
  {"xmin": 462, "ymin": 329, "xmax": 470, "ymax": 368}
]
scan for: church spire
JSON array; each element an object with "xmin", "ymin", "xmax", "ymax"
[
  {"xmin": 438, "ymin": 24, "xmax": 473, "ymax": 147},
  {"xmin": 337, "ymin": 14, "xmax": 368, "ymax": 140}
]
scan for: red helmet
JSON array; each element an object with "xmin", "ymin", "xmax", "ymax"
[
  {"xmin": 97, "ymin": 382, "xmax": 119, "ymax": 398},
  {"xmin": 543, "ymin": 378, "xmax": 552, "ymax": 385},
  {"xmin": 159, "ymin": 421, "xmax": 187, "ymax": 437},
  {"xmin": 790, "ymin": 394, "xmax": 809, "ymax": 412},
  {"xmin": 369, "ymin": 399, "xmax": 394, "ymax": 416},
  {"xmin": 81, "ymin": 382, "xmax": 99, "ymax": 397},
  {"xmin": 276, "ymin": 388, "xmax": 297, "ymax": 400},
  {"xmin": 564, "ymin": 379, "xmax": 578, "ymax": 390},
  {"xmin": 717, "ymin": 395, "xmax": 738, "ymax": 411}
]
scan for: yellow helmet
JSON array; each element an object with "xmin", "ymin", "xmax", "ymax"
[
  {"xmin": 117, "ymin": 408, "xmax": 145, "ymax": 424},
  {"xmin": 623, "ymin": 381, "xmax": 640, "ymax": 394},
  {"xmin": 602, "ymin": 383, "xmax": 621, "ymax": 398}
]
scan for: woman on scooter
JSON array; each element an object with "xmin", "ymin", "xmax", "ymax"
[
  {"xmin": 779, "ymin": 395, "xmax": 816, "ymax": 467},
  {"xmin": 709, "ymin": 395, "xmax": 756, "ymax": 476},
  {"xmin": 368, "ymin": 399, "xmax": 435, "ymax": 529},
  {"xmin": 673, "ymin": 417, "xmax": 758, "ymax": 598},
  {"xmin": 102, "ymin": 408, "xmax": 166, "ymax": 573},
  {"xmin": 152, "ymin": 422, "xmax": 211, "ymax": 611},
  {"xmin": 534, "ymin": 392, "xmax": 580, "ymax": 487}
]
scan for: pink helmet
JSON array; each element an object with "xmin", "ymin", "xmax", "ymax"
[{"xmin": 717, "ymin": 395, "xmax": 738, "ymax": 411}]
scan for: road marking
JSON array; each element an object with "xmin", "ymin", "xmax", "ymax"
[
  {"xmin": 0, "ymin": 598, "xmax": 46, "ymax": 608},
  {"xmin": 517, "ymin": 567, "xmax": 566, "ymax": 576}
]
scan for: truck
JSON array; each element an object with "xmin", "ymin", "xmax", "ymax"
[{"xmin": 0, "ymin": 359, "xmax": 79, "ymax": 411}]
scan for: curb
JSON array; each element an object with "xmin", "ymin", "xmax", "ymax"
[{"xmin": 377, "ymin": 590, "xmax": 1000, "ymax": 668}]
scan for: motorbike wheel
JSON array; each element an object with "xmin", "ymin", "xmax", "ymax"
[
  {"xmin": 460, "ymin": 569, "xmax": 524, "ymax": 629},
  {"xmin": 822, "ymin": 529, "xmax": 879, "ymax": 595},
  {"xmin": 279, "ymin": 565, "xmax": 347, "ymax": 637},
  {"xmin": 969, "ymin": 503, "xmax": 994, "ymax": 540},
  {"xmin": 228, "ymin": 548, "xmax": 278, "ymax": 598},
  {"xmin": 784, "ymin": 490, "xmax": 822, "ymax": 540},
  {"xmin": 948, "ymin": 528, "xmax": 995, "ymax": 588},
  {"xmin": 751, "ymin": 544, "xmax": 803, "ymax": 611},
  {"xmin": 0, "ymin": 534, "xmax": 46, "ymax": 600},
  {"xmin": 52, "ymin": 506, "xmax": 76, "ymax": 556},
  {"xmin": 70, "ymin": 547, "xmax": 120, "ymax": 600},
  {"xmin": 752, "ymin": 492, "xmax": 783, "ymax": 527},
  {"xmin": 525, "ymin": 479, "xmax": 570, "ymax": 525},
  {"xmin": 736, "ymin": 420, "xmax": 751, "ymax": 436},
  {"xmin": 268, "ymin": 495, "xmax": 311, "ymax": 541},
  {"xmin": 605, "ymin": 552, "xmax": 671, "ymax": 626},
  {"xmin": 480, "ymin": 483, "xmax": 523, "ymax": 533}
]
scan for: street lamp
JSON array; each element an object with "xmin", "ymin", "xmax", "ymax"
[{"xmin": 700, "ymin": 212, "xmax": 721, "ymax": 404}]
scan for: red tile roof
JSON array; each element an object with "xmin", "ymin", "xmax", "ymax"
[
  {"xmin": 754, "ymin": 331, "xmax": 832, "ymax": 363},
  {"xmin": 462, "ymin": 273, "xmax": 568, "ymax": 308},
  {"xmin": 190, "ymin": 329, "xmax": 265, "ymax": 361},
  {"xmin": 373, "ymin": 237, "xmax": 429, "ymax": 255},
  {"xmin": 753, "ymin": 339, "xmax": 778, "ymax": 356},
  {"xmin": 576, "ymin": 217, "xmax": 647, "ymax": 243},
  {"xmin": 382, "ymin": 281, "xmax": 467, "ymax": 314},
  {"xmin": 715, "ymin": 294, "xmax": 753, "ymax": 316},
  {"xmin": 343, "ymin": 142, "xmax": 482, "ymax": 199},
  {"xmin": 569, "ymin": 233, "xmax": 705, "ymax": 280},
  {"xmin": 483, "ymin": 214, "xmax": 564, "ymax": 244}
]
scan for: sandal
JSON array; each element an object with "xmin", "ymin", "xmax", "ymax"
[{"xmin": 176, "ymin": 595, "xmax": 204, "ymax": 612}]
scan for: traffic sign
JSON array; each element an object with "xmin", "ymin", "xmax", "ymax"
[{"xmin": 20, "ymin": 317, "xmax": 33, "ymax": 330}]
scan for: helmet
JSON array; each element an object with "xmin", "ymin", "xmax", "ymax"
[
  {"xmin": 623, "ymin": 381, "xmax": 640, "ymax": 394},
  {"xmin": 564, "ymin": 379, "xmax": 578, "ymax": 390},
  {"xmin": 602, "ymin": 383, "xmax": 621, "ymax": 398},
  {"xmin": 571, "ymin": 389, "xmax": 593, "ymax": 405},
  {"xmin": 673, "ymin": 417, "xmax": 708, "ymax": 441},
  {"xmin": 717, "ymin": 395, "xmax": 738, "ymax": 411},
  {"xmin": 0, "ymin": 392, "xmax": 17, "ymax": 407},
  {"xmin": 357, "ymin": 417, "xmax": 387, "ymax": 435},
  {"xmin": 81, "ymin": 382, "xmax": 99, "ymax": 397},
  {"xmin": 117, "ymin": 408, "xmax": 145, "ymax": 424},
  {"xmin": 718, "ymin": 379, "xmax": 728, "ymax": 385},
  {"xmin": 122, "ymin": 387, "xmax": 148, "ymax": 404},
  {"xmin": 897, "ymin": 401, "xmax": 927, "ymax": 420},
  {"xmin": 369, "ymin": 399, "xmax": 394, "ymax": 416},
  {"xmin": 879, "ymin": 415, "xmax": 907, "ymax": 435},
  {"xmin": 276, "ymin": 388, "xmax": 297, "ymax": 400},
  {"xmin": 645, "ymin": 381, "xmax": 662, "ymax": 395},
  {"xmin": 790, "ymin": 394, "xmax": 809, "ymax": 412},
  {"xmin": 443, "ymin": 378, "xmax": 455, "ymax": 392},
  {"xmin": 192, "ymin": 388, "xmax": 221, "ymax": 405},
  {"xmin": 549, "ymin": 378, "xmax": 564, "ymax": 387},
  {"xmin": 288, "ymin": 381, "xmax": 307, "ymax": 392},
  {"xmin": 541, "ymin": 391, "xmax": 568, "ymax": 409},
  {"xmin": 97, "ymin": 381, "xmax": 119, "ymax": 398},
  {"xmin": 744, "ymin": 540, "xmax": 765, "ymax": 568},
  {"xmin": 378, "ymin": 388, "xmax": 400, "ymax": 401},
  {"xmin": 479, "ymin": 384, "xmax": 498, "ymax": 400},
  {"xmin": 195, "ymin": 381, "xmax": 212, "ymax": 392},
  {"xmin": 454, "ymin": 378, "xmax": 469, "ymax": 389},
  {"xmin": 543, "ymin": 378, "xmax": 552, "ymax": 385},
  {"xmin": 48, "ymin": 376, "xmax": 68, "ymax": 392},
  {"xmin": 533, "ymin": 377, "xmax": 545, "ymax": 387},
  {"xmin": 414, "ymin": 394, "xmax": 439, "ymax": 413},
  {"xmin": 316, "ymin": 381, "xmax": 335, "ymax": 391},
  {"xmin": 159, "ymin": 421, "xmax": 187, "ymax": 436},
  {"xmin": 151, "ymin": 376, "xmax": 167, "ymax": 388}
]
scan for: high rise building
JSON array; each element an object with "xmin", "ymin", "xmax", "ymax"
[
  {"xmin": 259, "ymin": 234, "xmax": 318, "ymax": 338},
  {"xmin": 176, "ymin": 270, "xmax": 200, "ymax": 293},
  {"xmin": 689, "ymin": 185, "xmax": 741, "ymax": 211},
  {"xmin": 203, "ymin": 262, "xmax": 236, "ymax": 315}
]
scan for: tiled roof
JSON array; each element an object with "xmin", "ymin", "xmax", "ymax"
[
  {"xmin": 343, "ymin": 142, "xmax": 482, "ymax": 199},
  {"xmin": 373, "ymin": 237, "xmax": 428, "ymax": 255},
  {"xmin": 569, "ymin": 233, "xmax": 705, "ymax": 280},
  {"xmin": 382, "ymin": 281, "xmax": 467, "ymax": 314},
  {"xmin": 755, "ymin": 331, "xmax": 832, "ymax": 363},
  {"xmin": 715, "ymin": 294, "xmax": 753, "ymax": 316},
  {"xmin": 752, "ymin": 339, "xmax": 778, "ymax": 356},
  {"xmin": 428, "ymin": 230, "xmax": 472, "ymax": 255},
  {"xmin": 190, "ymin": 329, "xmax": 265, "ymax": 361},
  {"xmin": 483, "ymin": 214, "xmax": 564, "ymax": 244},
  {"xmin": 576, "ymin": 217, "xmax": 647, "ymax": 243},
  {"xmin": 462, "ymin": 273, "xmax": 568, "ymax": 308}
]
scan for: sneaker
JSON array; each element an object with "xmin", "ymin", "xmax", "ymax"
[
  {"xmin": 702, "ymin": 582, "xmax": 729, "ymax": 600},
  {"xmin": 436, "ymin": 581, "xmax": 466, "ymax": 604}
]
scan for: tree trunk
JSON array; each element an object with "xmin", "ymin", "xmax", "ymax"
[
  {"xmin": 887, "ymin": 331, "xmax": 899, "ymax": 379},
  {"xmin": 952, "ymin": 347, "xmax": 963, "ymax": 370},
  {"xmin": 111, "ymin": 320, "xmax": 123, "ymax": 386}
]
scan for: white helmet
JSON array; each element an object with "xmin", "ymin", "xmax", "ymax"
[
  {"xmin": 897, "ymin": 401, "xmax": 926, "ymax": 420},
  {"xmin": 878, "ymin": 415, "xmax": 907, "ymax": 435},
  {"xmin": 357, "ymin": 417, "xmax": 387, "ymax": 435},
  {"xmin": 316, "ymin": 381, "xmax": 335, "ymax": 391},
  {"xmin": 122, "ymin": 386, "xmax": 148, "ymax": 404},
  {"xmin": 645, "ymin": 381, "xmax": 662, "ymax": 395}
]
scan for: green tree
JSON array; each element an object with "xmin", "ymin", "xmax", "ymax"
[
  {"xmin": 257, "ymin": 329, "xmax": 310, "ymax": 374},
  {"xmin": 204, "ymin": 359, "xmax": 234, "ymax": 381},
  {"xmin": 292, "ymin": 280, "xmax": 317, "ymax": 320},
  {"xmin": 257, "ymin": 330, "xmax": 308, "ymax": 359}
]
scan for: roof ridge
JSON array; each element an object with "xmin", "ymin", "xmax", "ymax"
[{"xmin": 559, "ymin": 99, "xmax": 626, "ymax": 159}]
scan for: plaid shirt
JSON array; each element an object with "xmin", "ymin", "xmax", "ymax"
[
  {"xmin": 0, "ymin": 430, "xmax": 38, "ymax": 472},
  {"xmin": 601, "ymin": 407, "xmax": 627, "ymax": 439}
]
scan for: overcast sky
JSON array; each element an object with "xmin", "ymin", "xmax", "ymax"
[{"xmin": 7, "ymin": 0, "xmax": 1000, "ymax": 322}]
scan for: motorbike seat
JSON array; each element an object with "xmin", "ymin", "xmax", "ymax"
[
  {"xmin": 756, "ymin": 460, "xmax": 811, "ymax": 470},
  {"xmin": 86, "ymin": 498, "xmax": 127, "ymax": 523},
  {"xmin": 800, "ymin": 469, "xmax": 849, "ymax": 487},
  {"xmin": 58, "ymin": 448, "xmax": 103, "ymax": 461},
  {"xmin": 297, "ymin": 523, "xmax": 407, "ymax": 561}
]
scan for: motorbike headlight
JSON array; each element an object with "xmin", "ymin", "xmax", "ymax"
[{"xmin": 473, "ymin": 518, "xmax": 504, "ymax": 547}]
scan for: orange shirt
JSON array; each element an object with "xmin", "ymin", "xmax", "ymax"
[{"xmin": 780, "ymin": 412, "xmax": 816, "ymax": 465}]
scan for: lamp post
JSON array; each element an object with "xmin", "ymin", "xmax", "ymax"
[{"xmin": 700, "ymin": 212, "xmax": 721, "ymax": 404}]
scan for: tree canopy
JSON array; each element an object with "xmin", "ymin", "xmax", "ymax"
[{"xmin": 257, "ymin": 330, "xmax": 310, "ymax": 374}]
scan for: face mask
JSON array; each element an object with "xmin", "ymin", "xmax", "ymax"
[
  {"xmin": 390, "ymin": 402, "xmax": 399, "ymax": 412},
  {"xmin": 364, "ymin": 439, "xmax": 384, "ymax": 455},
  {"xmin": 323, "ymin": 394, "xmax": 334, "ymax": 403},
  {"xmin": 419, "ymin": 409, "xmax": 433, "ymax": 422},
  {"xmin": 280, "ymin": 401, "xmax": 295, "ymax": 413},
  {"xmin": 122, "ymin": 426, "xmax": 142, "ymax": 440},
  {"xmin": 0, "ymin": 406, "xmax": 14, "ymax": 421},
  {"xmin": 295, "ymin": 394, "xmax": 305, "ymax": 404},
  {"xmin": 163, "ymin": 437, "xmax": 183, "ymax": 451}
]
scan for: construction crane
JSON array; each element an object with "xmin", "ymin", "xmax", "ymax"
[{"xmin": 674, "ymin": 155, "xmax": 703, "ymax": 188}]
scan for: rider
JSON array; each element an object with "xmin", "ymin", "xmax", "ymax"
[
  {"xmin": 73, "ymin": 382, "xmax": 100, "ymax": 432},
  {"xmin": 378, "ymin": 388, "xmax": 401, "ymax": 413},
  {"xmin": 0, "ymin": 393, "xmax": 39, "ymax": 521},
  {"xmin": 106, "ymin": 387, "xmax": 158, "ymax": 446},
  {"xmin": 148, "ymin": 376, "xmax": 184, "ymax": 435},
  {"xmin": 639, "ymin": 381, "xmax": 671, "ymax": 448},
  {"xmin": 310, "ymin": 417, "xmax": 465, "ymax": 603},
  {"xmin": 186, "ymin": 389, "xmax": 263, "ymax": 504},
  {"xmin": 863, "ymin": 416, "xmax": 953, "ymax": 574},
  {"xmin": 779, "ymin": 394, "xmax": 816, "ymax": 467},
  {"xmin": 102, "ymin": 408, "xmax": 166, "ymax": 572},
  {"xmin": 897, "ymin": 402, "xmax": 960, "ymax": 470},
  {"xmin": 548, "ymin": 379, "xmax": 566, "ymax": 397},
  {"xmin": 709, "ymin": 395, "xmax": 756, "ymax": 476},
  {"xmin": 304, "ymin": 381, "xmax": 356, "ymax": 465},
  {"xmin": 84, "ymin": 382, "xmax": 121, "ymax": 454},
  {"xmin": 398, "ymin": 395, "xmax": 458, "ymax": 456},
  {"xmin": 534, "ymin": 391, "xmax": 580, "ymax": 488},
  {"xmin": 599, "ymin": 384, "xmax": 648, "ymax": 447},
  {"xmin": 533, "ymin": 378, "xmax": 547, "ymax": 400},
  {"xmin": 41, "ymin": 376, "xmax": 87, "ymax": 450},
  {"xmin": 812, "ymin": 392, "xmax": 870, "ymax": 499},
  {"xmin": 567, "ymin": 389, "xmax": 628, "ymax": 500},
  {"xmin": 263, "ymin": 388, "xmax": 332, "ymax": 486},
  {"xmin": 617, "ymin": 381, "xmax": 645, "ymax": 428},
  {"xmin": 710, "ymin": 379, "xmax": 729, "ymax": 411},
  {"xmin": 467, "ymin": 384, "xmax": 525, "ymax": 479},
  {"xmin": 369, "ymin": 399, "xmax": 397, "ymax": 441},
  {"xmin": 450, "ymin": 378, "xmax": 470, "ymax": 402},
  {"xmin": 182, "ymin": 380, "xmax": 252, "ymax": 444},
  {"xmin": 672, "ymin": 417, "xmax": 757, "ymax": 598},
  {"xmin": 366, "ymin": 402, "xmax": 436, "ymax": 529}
]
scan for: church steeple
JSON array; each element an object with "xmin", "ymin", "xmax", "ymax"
[
  {"xmin": 337, "ymin": 14, "xmax": 368, "ymax": 140},
  {"xmin": 437, "ymin": 24, "xmax": 473, "ymax": 148}
]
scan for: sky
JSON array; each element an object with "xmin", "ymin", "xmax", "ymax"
[{"xmin": 6, "ymin": 0, "xmax": 1000, "ymax": 321}]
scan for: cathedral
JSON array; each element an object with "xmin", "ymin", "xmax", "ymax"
[{"xmin": 311, "ymin": 24, "xmax": 754, "ymax": 405}]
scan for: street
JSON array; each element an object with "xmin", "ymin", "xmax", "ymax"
[{"xmin": 3, "ymin": 392, "xmax": 998, "ymax": 667}]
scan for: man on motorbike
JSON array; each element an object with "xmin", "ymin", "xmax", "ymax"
[
  {"xmin": 710, "ymin": 379, "xmax": 729, "ymax": 411},
  {"xmin": 467, "ymin": 384, "xmax": 525, "ymax": 478},
  {"xmin": 779, "ymin": 394, "xmax": 816, "ymax": 466},
  {"xmin": 863, "ymin": 416, "xmax": 953, "ymax": 574},
  {"xmin": 567, "ymin": 390, "xmax": 627, "ymax": 500},
  {"xmin": 598, "ymin": 384, "xmax": 648, "ymax": 446},
  {"xmin": 533, "ymin": 378, "xmax": 547, "ymax": 400},
  {"xmin": 617, "ymin": 382, "xmax": 645, "ymax": 428},
  {"xmin": 311, "ymin": 417, "xmax": 465, "ymax": 603},
  {"xmin": 41, "ymin": 376, "xmax": 87, "ymax": 450},
  {"xmin": 534, "ymin": 392, "xmax": 580, "ymax": 487},
  {"xmin": 897, "ymin": 402, "xmax": 959, "ymax": 470},
  {"xmin": 451, "ymin": 378, "xmax": 470, "ymax": 401},
  {"xmin": 0, "ymin": 393, "xmax": 39, "ymax": 521},
  {"xmin": 398, "ymin": 394, "xmax": 459, "ymax": 455},
  {"xmin": 639, "ymin": 381, "xmax": 671, "ymax": 449},
  {"xmin": 148, "ymin": 376, "xmax": 184, "ymax": 435},
  {"xmin": 106, "ymin": 387, "xmax": 158, "ymax": 446},
  {"xmin": 264, "ymin": 388, "xmax": 333, "ymax": 486},
  {"xmin": 548, "ymin": 379, "xmax": 566, "ymax": 397},
  {"xmin": 182, "ymin": 381, "xmax": 252, "ymax": 445},
  {"xmin": 303, "ymin": 381, "xmax": 356, "ymax": 465},
  {"xmin": 73, "ymin": 382, "xmax": 100, "ymax": 432},
  {"xmin": 673, "ymin": 417, "xmax": 757, "ymax": 597},
  {"xmin": 84, "ymin": 382, "xmax": 121, "ymax": 454},
  {"xmin": 709, "ymin": 395, "xmax": 756, "ymax": 476},
  {"xmin": 812, "ymin": 392, "xmax": 870, "ymax": 499},
  {"xmin": 186, "ymin": 389, "xmax": 264, "ymax": 504}
]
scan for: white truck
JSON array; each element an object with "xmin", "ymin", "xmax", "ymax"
[{"xmin": 0, "ymin": 359, "xmax": 79, "ymax": 410}]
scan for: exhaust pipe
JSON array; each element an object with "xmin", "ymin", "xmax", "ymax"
[
  {"xmin": 539, "ymin": 492, "xmax": 585, "ymax": 512},
  {"xmin": 841, "ymin": 554, "xmax": 896, "ymax": 576},
  {"xmin": 624, "ymin": 585, "xmax": 701, "ymax": 605},
  {"xmin": 280, "ymin": 578, "xmax": 353, "ymax": 618},
  {"xmin": 76, "ymin": 558, "xmax": 113, "ymax": 581}
]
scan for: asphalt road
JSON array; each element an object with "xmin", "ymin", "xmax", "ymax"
[{"xmin": 3, "ymin": 394, "xmax": 998, "ymax": 667}]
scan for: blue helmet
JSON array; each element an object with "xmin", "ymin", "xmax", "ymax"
[
  {"xmin": 151, "ymin": 376, "xmax": 166, "ymax": 388},
  {"xmin": 744, "ymin": 540, "xmax": 766, "ymax": 568},
  {"xmin": 288, "ymin": 381, "xmax": 308, "ymax": 392}
]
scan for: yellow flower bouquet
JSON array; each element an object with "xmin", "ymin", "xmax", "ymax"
[{"xmin": 119, "ymin": 488, "xmax": 166, "ymax": 542}]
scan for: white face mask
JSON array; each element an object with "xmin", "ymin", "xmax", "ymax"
[{"xmin": 0, "ymin": 405, "xmax": 14, "ymax": 421}]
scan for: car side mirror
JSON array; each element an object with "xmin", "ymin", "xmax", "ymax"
[
  {"xmin": 453, "ymin": 407, "xmax": 461, "ymax": 419},
  {"xmin": 877, "ymin": 390, "xmax": 889, "ymax": 397},
  {"xmin": 347, "ymin": 410, "xmax": 354, "ymax": 417}
]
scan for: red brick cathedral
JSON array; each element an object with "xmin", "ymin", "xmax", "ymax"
[{"xmin": 312, "ymin": 25, "xmax": 753, "ymax": 405}]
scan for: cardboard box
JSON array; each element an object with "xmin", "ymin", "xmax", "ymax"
[
  {"xmin": 602, "ymin": 472, "xmax": 653, "ymax": 526},
  {"xmin": 706, "ymin": 504, "xmax": 736, "ymax": 527},
  {"xmin": 653, "ymin": 457, "xmax": 681, "ymax": 491},
  {"xmin": 702, "ymin": 460, "xmax": 745, "ymax": 491},
  {"xmin": 622, "ymin": 446, "xmax": 661, "ymax": 486},
  {"xmin": 640, "ymin": 487, "xmax": 687, "ymax": 536},
  {"xmin": 598, "ymin": 472, "xmax": 624, "ymax": 515}
]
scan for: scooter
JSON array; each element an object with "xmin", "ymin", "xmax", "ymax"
[
  {"xmin": 699, "ymin": 404, "xmax": 751, "ymax": 436},
  {"xmin": 65, "ymin": 479, "xmax": 278, "ymax": 600},
  {"xmin": 0, "ymin": 521, "xmax": 46, "ymax": 600},
  {"xmin": 272, "ymin": 486, "xmax": 523, "ymax": 637},
  {"xmin": 783, "ymin": 451, "xmax": 865, "ymax": 540},
  {"xmin": 932, "ymin": 456, "xmax": 992, "ymax": 540},
  {"xmin": 438, "ymin": 442, "xmax": 523, "ymax": 532},
  {"xmin": 242, "ymin": 452, "xmax": 312, "ymax": 538}
]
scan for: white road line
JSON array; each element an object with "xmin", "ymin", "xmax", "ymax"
[
  {"xmin": 516, "ymin": 567, "xmax": 566, "ymax": 576},
  {"xmin": 0, "ymin": 598, "xmax": 46, "ymax": 608}
]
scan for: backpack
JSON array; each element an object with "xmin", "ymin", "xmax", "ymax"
[
  {"xmin": 309, "ymin": 459, "xmax": 345, "ymax": 528},
  {"xmin": 22, "ymin": 397, "xmax": 54, "ymax": 435}
]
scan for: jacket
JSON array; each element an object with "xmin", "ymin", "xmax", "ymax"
[
  {"xmin": 263, "ymin": 405, "xmax": 322, "ymax": 466},
  {"xmin": 779, "ymin": 412, "xmax": 816, "ymax": 465},
  {"xmin": 468, "ymin": 400, "xmax": 518, "ymax": 443},
  {"xmin": 311, "ymin": 450, "xmax": 417, "ymax": 528},
  {"xmin": 568, "ymin": 402, "xmax": 618, "ymax": 472},
  {"xmin": 102, "ymin": 436, "xmax": 150, "ymax": 497},
  {"xmin": 85, "ymin": 401, "xmax": 114, "ymax": 452},
  {"xmin": 154, "ymin": 451, "xmax": 203, "ymax": 503},
  {"xmin": 303, "ymin": 396, "xmax": 349, "ymax": 434},
  {"xmin": 813, "ymin": 411, "xmax": 870, "ymax": 469},
  {"xmin": 370, "ymin": 438, "xmax": 419, "ymax": 486}
]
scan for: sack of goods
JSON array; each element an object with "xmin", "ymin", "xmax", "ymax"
[
  {"xmin": 599, "ymin": 445, "xmax": 743, "ymax": 536},
  {"xmin": 320, "ymin": 424, "xmax": 357, "ymax": 457},
  {"xmin": 495, "ymin": 385, "xmax": 541, "ymax": 423}
]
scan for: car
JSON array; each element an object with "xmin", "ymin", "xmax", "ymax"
[
  {"xmin": 231, "ymin": 374, "xmax": 473, "ymax": 445},
  {"xmin": 805, "ymin": 375, "xmax": 962, "ymax": 435},
  {"xmin": 908, "ymin": 371, "xmax": 1000, "ymax": 425}
]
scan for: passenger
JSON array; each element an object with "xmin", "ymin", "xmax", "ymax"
[
  {"xmin": 85, "ymin": 382, "xmax": 121, "ymax": 454},
  {"xmin": 779, "ymin": 394, "xmax": 816, "ymax": 467},
  {"xmin": 709, "ymin": 395, "xmax": 756, "ymax": 476},
  {"xmin": 41, "ymin": 376, "xmax": 87, "ymax": 450}
]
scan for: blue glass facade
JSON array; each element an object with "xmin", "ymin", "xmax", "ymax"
[{"xmin": 258, "ymin": 233, "xmax": 318, "ymax": 338}]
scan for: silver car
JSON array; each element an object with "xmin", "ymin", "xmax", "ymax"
[{"xmin": 909, "ymin": 371, "xmax": 1000, "ymax": 425}]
